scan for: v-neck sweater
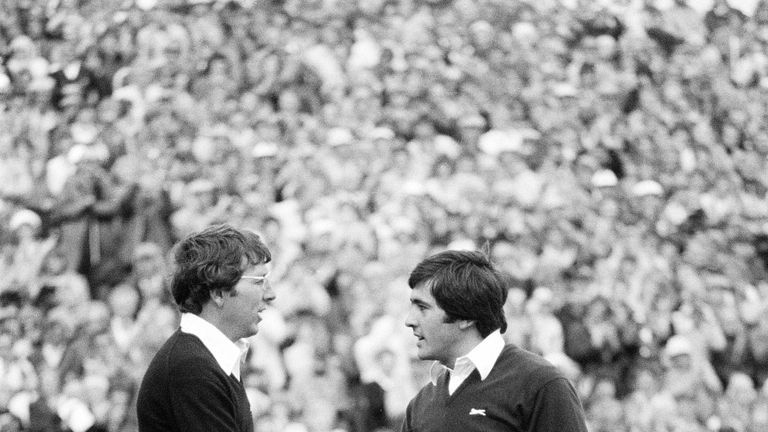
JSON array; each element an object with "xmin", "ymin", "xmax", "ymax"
[
  {"xmin": 401, "ymin": 344, "xmax": 588, "ymax": 432},
  {"xmin": 137, "ymin": 330, "xmax": 253, "ymax": 432}
]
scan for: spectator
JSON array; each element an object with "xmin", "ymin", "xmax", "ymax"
[
  {"xmin": 1, "ymin": 1, "xmax": 768, "ymax": 431},
  {"xmin": 661, "ymin": 334, "xmax": 722, "ymax": 426},
  {"xmin": 127, "ymin": 242, "xmax": 168, "ymax": 304},
  {"xmin": 717, "ymin": 371, "xmax": 758, "ymax": 431},
  {"xmin": 106, "ymin": 283, "xmax": 143, "ymax": 356},
  {"xmin": 584, "ymin": 376, "xmax": 624, "ymax": 432},
  {"xmin": 1, "ymin": 209, "xmax": 56, "ymax": 295},
  {"xmin": 35, "ymin": 250, "xmax": 90, "ymax": 313}
]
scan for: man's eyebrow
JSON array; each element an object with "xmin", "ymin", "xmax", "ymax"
[{"xmin": 410, "ymin": 298, "xmax": 430, "ymax": 307}]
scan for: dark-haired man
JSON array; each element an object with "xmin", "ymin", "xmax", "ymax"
[
  {"xmin": 137, "ymin": 224, "xmax": 275, "ymax": 432},
  {"xmin": 401, "ymin": 250, "xmax": 587, "ymax": 432}
]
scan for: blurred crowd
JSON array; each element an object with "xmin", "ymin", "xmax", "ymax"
[{"xmin": 2, "ymin": 0, "xmax": 768, "ymax": 431}]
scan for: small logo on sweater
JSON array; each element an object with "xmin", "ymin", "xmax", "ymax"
[{"xmin": 469, "ymin": 408, "xmax": 486, "ymax": 416}]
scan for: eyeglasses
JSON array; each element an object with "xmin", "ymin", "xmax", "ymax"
[{"xmin": 241, "ymin": 273, "xmax": 270, "ymax": 283}]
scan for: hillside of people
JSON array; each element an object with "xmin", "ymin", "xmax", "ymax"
[{"xmin": 2, "ymin": 0, "xmax": 768, "ymax": 431}]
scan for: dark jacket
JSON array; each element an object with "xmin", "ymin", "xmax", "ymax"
[{"xmin": 137, "ymin": 330, "xmax": 253, "ymax": 432}]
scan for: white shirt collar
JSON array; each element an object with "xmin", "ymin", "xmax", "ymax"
[
  {"xmin": 430, "ymin": 329, "xmax": 505, "ymax": 385},
  {"xmin": 180, "ymin": 313, "xmax": 249, "ymax": 380}
]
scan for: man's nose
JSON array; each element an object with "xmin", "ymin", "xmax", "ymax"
[
  {"xmin": 264, "ymin": 282, "xmax": 276, "ymax": 302},
  {"xmin": 405, "ymin": 310, "xmax": 416, "ymax": 328}
]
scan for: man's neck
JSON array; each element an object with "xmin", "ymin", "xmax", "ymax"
[
  {"xmin": 198, "ymin": 308, "xmax": 238, "ymax": 342},
  {"xmin": 444, "ymin": 332, "xmax": 484, "ymax": 369}
]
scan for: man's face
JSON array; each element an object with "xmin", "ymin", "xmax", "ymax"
[
  {"xmin": 405, "ymin": 281, "xmax": 463, "ymax": 366},
  {"xmin": 223, "ymin": 262, "xmax": 275, "ymax": 340},
  {"xmin": 108, "ymin": 284, "xmax": 140, "ymax": 319}
]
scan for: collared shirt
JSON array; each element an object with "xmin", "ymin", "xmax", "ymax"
[
  {"xmin": 179, "ymin": 313, "xmax": 250, "ymax": 381},
  {"xmin": 430, "ymin": 329, "xmax": 505, "ymax": 395}
]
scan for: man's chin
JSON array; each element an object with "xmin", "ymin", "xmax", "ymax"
[
  {"xmin": 416, "ymin": 349, "xmax": 432, "ymax": 361},
  {"xmin": 237, "ymin": 324, "xmax": 259, "ymax": 340}
]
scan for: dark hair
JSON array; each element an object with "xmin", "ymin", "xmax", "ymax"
[
  {"xmin": 0, "ymin": 290, "xmax": 24, "ymax": 309},
  {"xmin": 408, "ymin": 250, "xmax": 507, "ymax": 337},
  {"xmin": 170, "ymin": 224, "xmax": 271, "ymax": 314}
]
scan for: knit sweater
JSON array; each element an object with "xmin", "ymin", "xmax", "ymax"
[
  {"xmin": 137, "ymin": 330, "xmax": 253, "ymax": 432},
  {"xmin": 401, "ymin": 344, "xmax": 587, "ymax": 432}
]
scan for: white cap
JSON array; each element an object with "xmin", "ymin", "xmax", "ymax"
[
  {"xmin": 552, "ymin": 82, "xmax": 578, "ymax": 97},
  {"xmin": 478, "ymin": 129, "xmax": 521, "ymax": 156},
  {"xmin": 29, "ymin": 76, "xmax": 55, "ymax": 92},
  {"xmin": 71, "ymin": 123, "xmax": 98, "ymax": 144},
  {"xmin": 664, "ymin": 335, "xmax": 693, "ymax": 358},
  {"xmin": 132, "ymin": 242, "xmax": 163, "ymax": 261},
  {"xmin": 67, "ymin": 143, "xmax": 108, "ymax": 164},
  {"xmin": 512, "ymin": 21, "xmax": 538, "ymax": 43},
  {"xmin": 632, "ymin": 179, "xmax": 663, "ymax": 197},
  {"xmin": 135, "ymin": 0, "xmax": 158, "ymax": 10},
  {"xmin": 369, "ymin": 126, "xmax": 395, "ymax": 141},
  {"xmin": 591, "ymin": 169, "xmax": 618, "ymax": 187},
  {"xmin": 252, "ymin": 142, "xmax": 279, "ymax": 158},
  {"xmin": 0, "ymin": 73, "xmax": 10, "ymax": 93},
  {"xmin": 187, "ymin": 178, "xmax": 215, "ymax": 194},
  {"xmin": 327, "ymin": 127, "xmax": 354, "ymax": 147},
  {"xmin": 434, "ymin": 134, "xmax": 460, "ymax": 158},
  {"xmin": 532, "ymin": 286, "xmax": 554, "ymax": 305},
  {"xmin": 10, "ymin": 209, "xmax": 42, "ymax": 231},
  {"xmin": 67, "ymin": 144, "xmax": 87, "ymax": 164}
]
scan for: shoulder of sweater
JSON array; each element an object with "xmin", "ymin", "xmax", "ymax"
[
  {"xmin": 157, "ymin": 331, "xmax": 227, "ymax": 380},
  {"xmin": 495, "ymin": 344, "xmax": 565, "ymax": 382}
]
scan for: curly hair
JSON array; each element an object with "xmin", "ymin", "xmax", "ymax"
[{"xmin": 170, "ymin": 224, "xmax": 271, "ymax": 314}]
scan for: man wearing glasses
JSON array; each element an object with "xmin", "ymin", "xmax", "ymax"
[{"xmin": 138, "ymin": 224, "xmax": 275, "ymax": 432}]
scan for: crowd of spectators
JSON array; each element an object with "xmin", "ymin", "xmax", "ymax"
[{"xmin": 2, "ymin": 0, "xmax": 768, "ymax": 431}]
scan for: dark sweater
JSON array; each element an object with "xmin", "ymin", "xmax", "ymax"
[
  {"xmin": 401, "ymin": 345, "xmax": 588, "ymax": 432},
  {"xmin": 137, "ymin": 330, "xmax": 253, "ymax": 432}
]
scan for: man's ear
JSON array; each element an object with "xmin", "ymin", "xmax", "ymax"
[
  {"xmin": 210, "ymin": 290, "xmax": 225, "ymax": 307},
  {"xmin": 457, "ymin": 320, "xmax": 475, "ymax": 330}
]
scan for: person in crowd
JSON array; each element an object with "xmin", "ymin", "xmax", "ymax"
[
  {"xmin": 401, "ymin": 250, "xmax": 588, "ymax": 432},
  {"xmin": 128, "ymin": 242, "xmax": 170, "ymax": 304},
  {"xmin": 1, "ymin": 209, "xmax": 56, "ymax": 295},
  {"xmin": 137, "ymin": 224, "xmax": 275, "ymax": 432},
  {"xmin": 1, "ymin": 1, "xmax": 768, "ymax": 431},
  {"xmin": 660, "ymin": 334, "xmax": 723, "ymax": 427}
]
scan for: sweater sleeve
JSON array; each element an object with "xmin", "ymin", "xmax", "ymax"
[
  {"xmin": 169, "ymin": 363, "xmax": 240, "ymax": 432},
  {"xmin": 527, "ymin": 377, "xmax": 588, "ymax": 432}
]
